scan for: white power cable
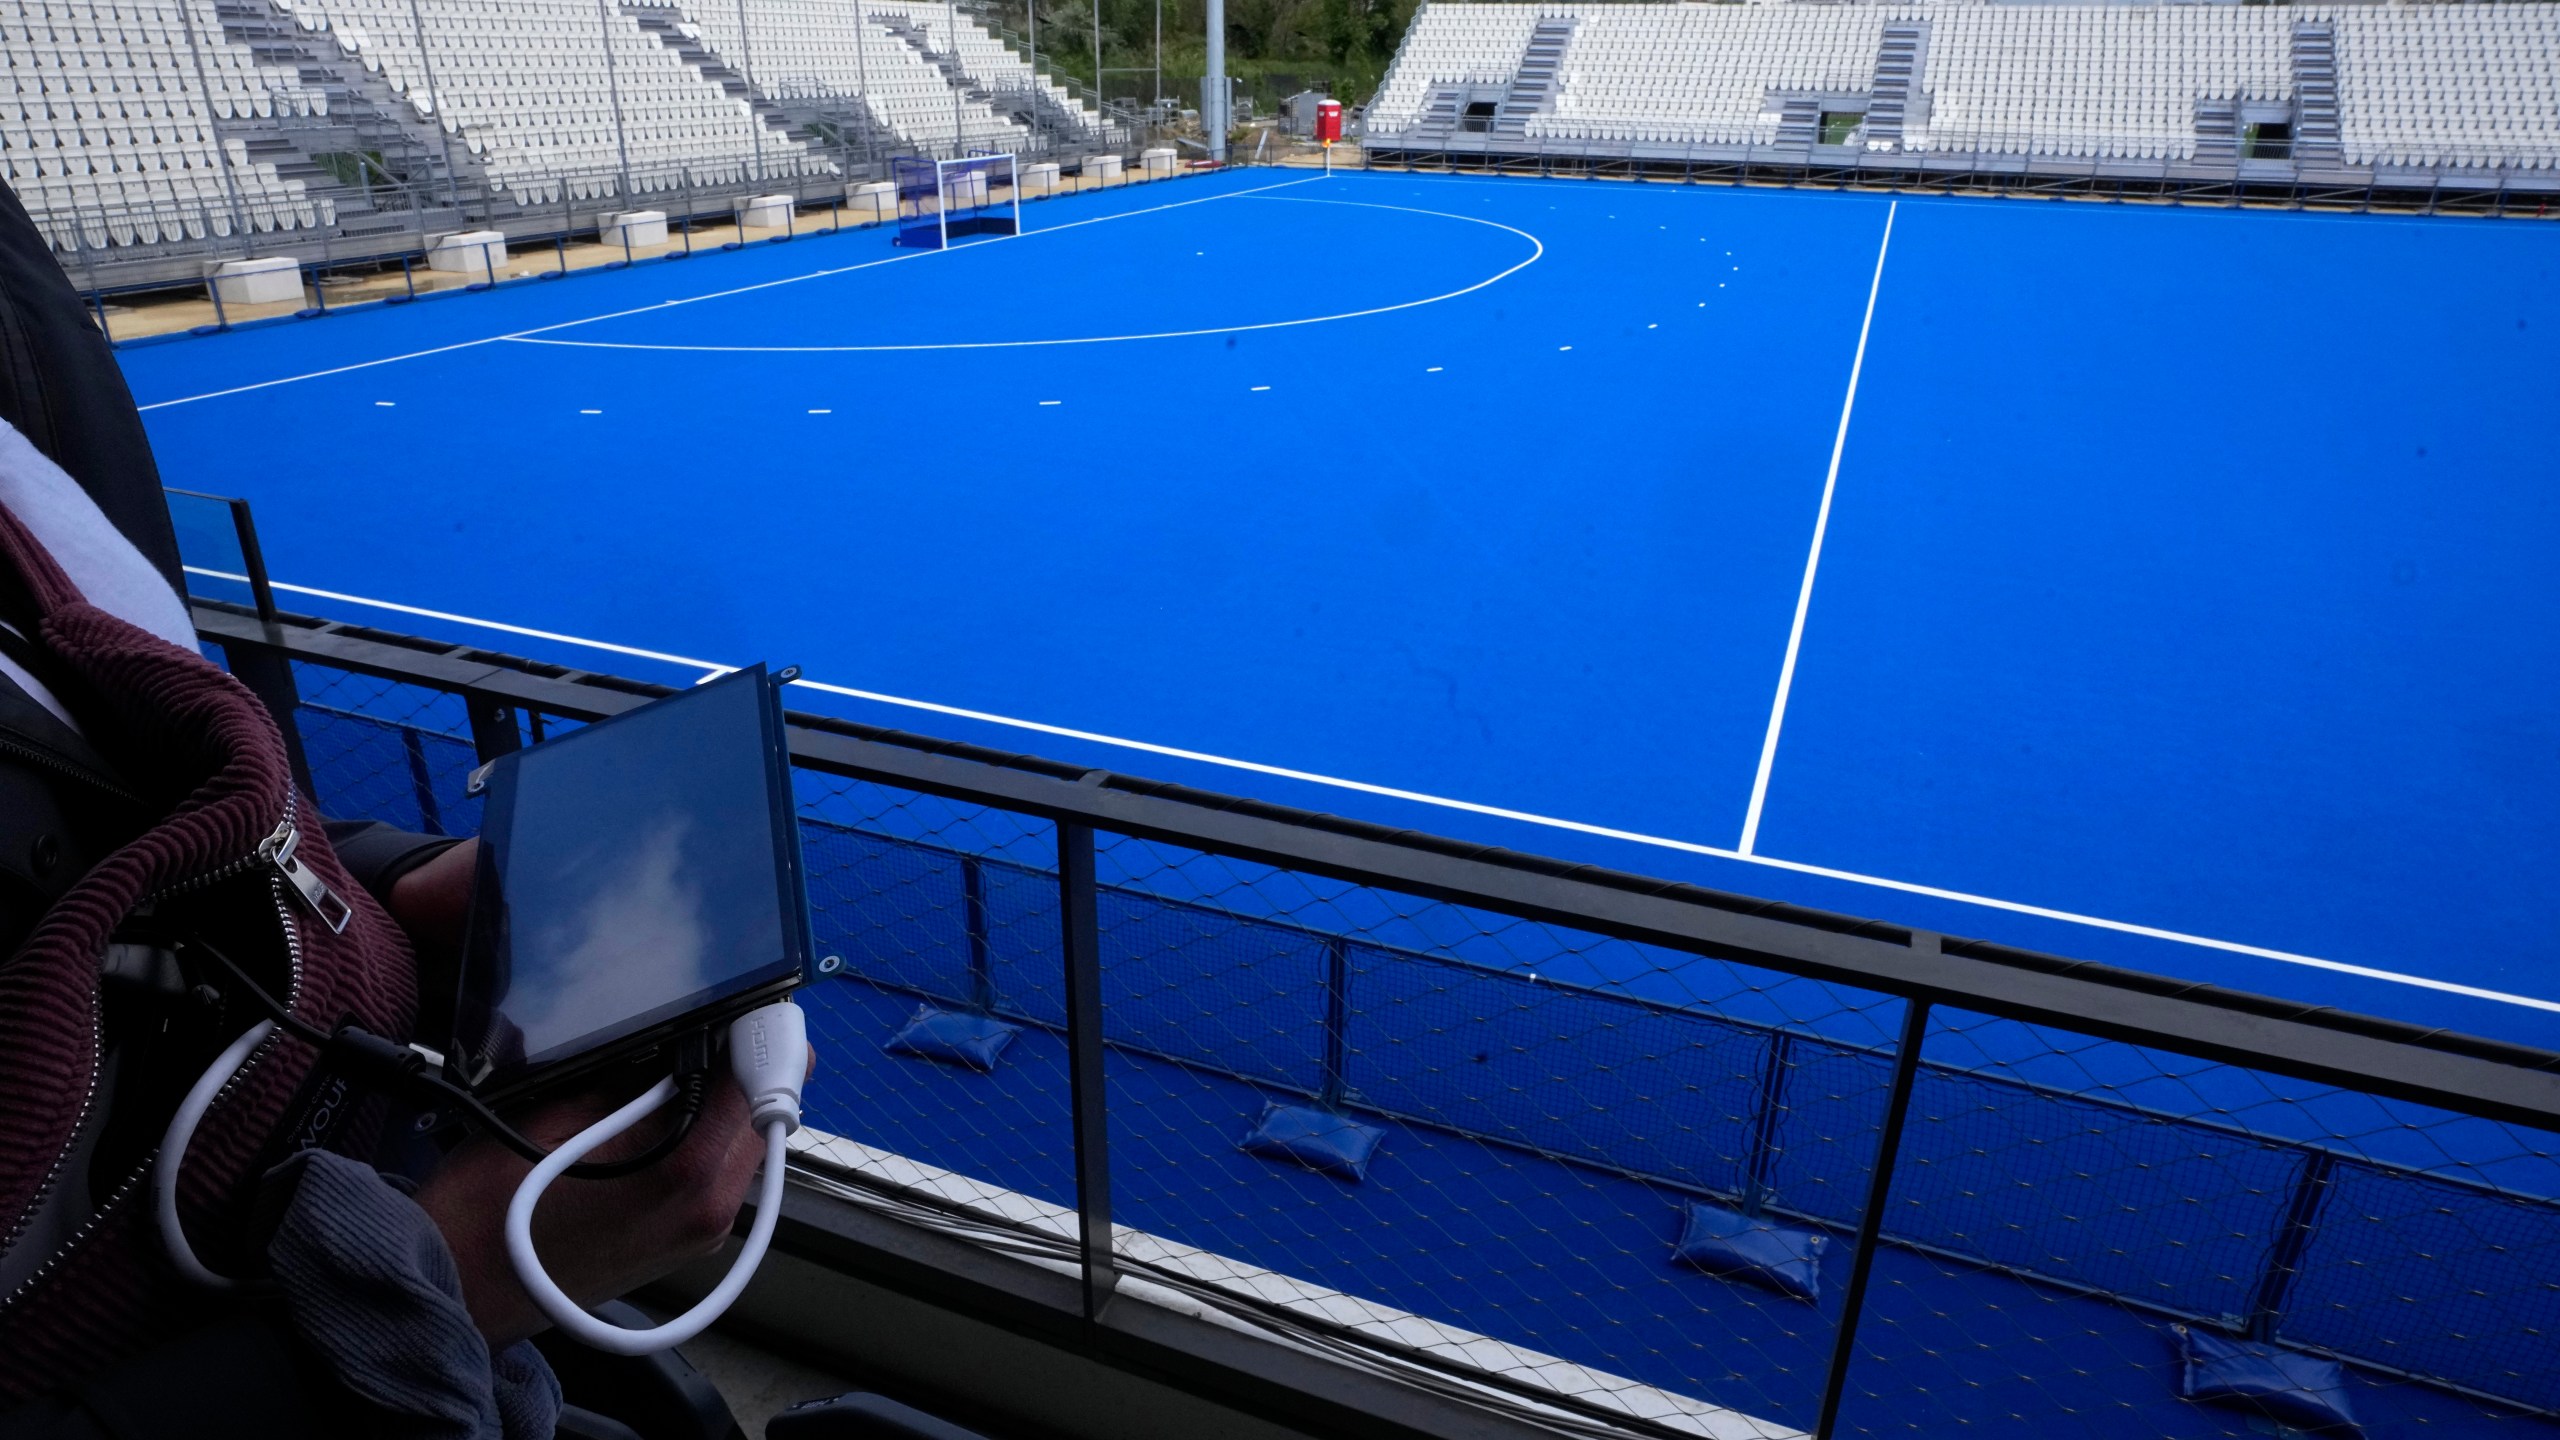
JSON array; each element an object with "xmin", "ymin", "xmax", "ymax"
[
  {"xmin": 156, "ymin": 1018, "xmax": 277, "ymax": 1290},
  {"xmin": 505, "ymin": 1000, "xmax": 807, "ymax": 1355}
]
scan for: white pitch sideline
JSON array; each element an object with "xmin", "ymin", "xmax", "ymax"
[{"xmin": 181, "ymin": 564, "xmax": 2560, "ymax": 1017}]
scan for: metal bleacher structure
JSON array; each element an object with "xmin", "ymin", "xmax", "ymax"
[
  {"xmin": 0, "ymin": 0, "xmax": 1131, "ymax": 286},
  {"xmin": 1362, "ymin": 2, "xmax": 2560, "ymax": 210}
]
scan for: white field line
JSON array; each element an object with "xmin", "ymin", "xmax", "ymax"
[
  {"xmin": 185, "ymin": 563, "xmax": 2560, "ymax": 1015},
  {"xmin": 135, "ymin": 173, "xmax": 1333, "ymax": 411},
  {"xmin": 187, "ymin": 565, "xmax": 731, "ymax": 674},
  {"xmin": 1737, "ymin": 200, "xmax": 1896, "ymax": 857},
  {"xmin": 503, "ymin": 194, "xmax": 1541, "ymax": 354}
]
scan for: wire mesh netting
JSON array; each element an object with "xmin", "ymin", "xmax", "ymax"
[
  {"xmin": 1832, "ymin": 1010, "xmax": 2560, "ymax": 1437},
  {"xmin": 269, "ymin": 651, "xmax": 2560, "ymax": 1440},
  {"xmin": 290, "ymin": 662, "xmax": 486, "ymax": 839}
]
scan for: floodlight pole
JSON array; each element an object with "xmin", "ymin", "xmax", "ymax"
[
  {"xmin": 1027, "ymin": 0, "xmax": 1045, "ymax": 152},
  {"xmin": 949, "ymin": 0, "xmax": 965, "ymax": 154},
  {"xmin": 172, "ymin": 0, "xmax": 249, "ymax": 247},
  {"xmin": 853, "ymin": 0, "xmax": 876, "ymax": 176},
  {"xmin": 1091, "ymin": 0, "xmax": 1101, "ymax": 120},
  {"xmin": 595, "ymin": 0, "xmax": 634, "ymax": 197},
  {"xmin": 737, "ymin": 0, "xmax": 764, "ymax": 181},
  {"xmin": 404, "ymin": 0, "xmax": 463, "ymax": 207},
  {"xmin": 1153, "ymin": 0, "xmax": 1160, "ymax": 120},
  {"xmin": 1205, "ymin": 0, "xmax": 1225, "ymax": 162}
]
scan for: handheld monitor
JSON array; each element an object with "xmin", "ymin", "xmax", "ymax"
[{"xmin": 449, "ymin": 665, "xmax": 810, "ymax": 1105}]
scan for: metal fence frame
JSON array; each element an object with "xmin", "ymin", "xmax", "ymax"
[{"xmin": 190, "ymin": 595, "xmax": 2560, "ymax": 1440}]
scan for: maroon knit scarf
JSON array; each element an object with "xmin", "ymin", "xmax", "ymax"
[{"xmin": 0, "ymin": 500, "xmax": 417, "ymax": 1401}]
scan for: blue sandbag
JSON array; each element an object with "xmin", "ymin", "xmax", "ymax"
[
  {"xmin": 2176, "ymin": 1326, "xmax": 2363, "ymax": 1436},
  {"xmin": 881, "ymin": 1006, "xmax": 1020, "ymax": 1073},
  {"xmin": 1239, "ymin": 1102, "xmax": 1386, "ymax": 1182},
  {"xmin": 1670, "ymin": 1202, "xmax": 1829, "ymax": 1302}
]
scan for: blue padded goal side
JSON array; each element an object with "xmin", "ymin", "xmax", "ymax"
[
  {"xmin": 1239, "ymin": 1102, "xmax": 1386, "ymax": 1182},
  {"xmin": 1671, "ymin": 1202, "xmax": 1829, "ymax": 1302},
  {"xmin": 882, "ymin": 1006, "xmax": 1022, "ymax": 1073},
  {"xmin": 2175, "ymin": 1326, "xmax": 2363, "ymax": 1437}
]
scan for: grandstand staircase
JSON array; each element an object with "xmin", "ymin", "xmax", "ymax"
[
  {"xmin": 1408, "ymin": 88, "xmax": 1465, "ymax": 142},
  {"xmin": 621, "ymin": 3, "xmax": 874, "ymax": 170},
  {"xmin": 1490, "ymin": 17, "xmax": 1573, "ymax": 138},
  {"xmin": 2291, "ymin": 21, "xmax": 2343, "ymax": 165},
  {"xmin": 2193, "ymin": 98, "xmax": 2240, "ymax": 165},
  {"xmin": 1773, "ymin": 96, "xmax": 1822, "ymax": 150},
  {"xmin": 980, "ymin": 24, "xmax": 1123, "ymax": 146},
  {"xmin": 214, "ymin": 0, "xmax": 471, "ymax": 238},
  {"xmin": 877, "ymin": 16, "xmax": 994, "ymax": 107},
  {"xmin": 1862, "ymin": 20, "xmax": 1929, "ymax": 150}
]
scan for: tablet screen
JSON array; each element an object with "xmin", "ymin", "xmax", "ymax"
[{"xmin": 454, "ymin": 667, "xmax": 806, "ymax": 1092}]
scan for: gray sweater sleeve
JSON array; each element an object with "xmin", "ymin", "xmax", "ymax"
[{"xmin": 265, "ymin": 1151, "xmax": 561, "ymax": 1440}]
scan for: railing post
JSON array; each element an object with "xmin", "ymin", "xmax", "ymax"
[
  {"xmin": 1741, "ymin": 1028, "xmax": 1794, "ymax": 1215},
  {"xmin": 220, "ymin": 636, "xmax": 316, "ymax": 799},
  {"xmin": 226, "ymin": 497, "xmax": 278, "ymax": 624},
  {"xmin": 465, "ymin": 693, "xmax": 523, "ymax": 762},
  {"xmin": 2245, "ymin": 1149, "xmax": 2337, "ymax": 1343},
  {"xmin": 1815, "ymin": 951, "xmax": 1936, "ymax": 1440},
  {"xmin": 1319, "ymin": 934, "xmax": 1350, "ymax": 1109},
  {"xmin": 399, "ymin": 726, "xmax": 448, "ymax": 835},
  {"xmin": 963, "ymin": 852, "xmax": 994, "ymax": 1013},
  {"xmin": 1056, "ymin": 821, "xmax": 1117, "ymax": 1319}
]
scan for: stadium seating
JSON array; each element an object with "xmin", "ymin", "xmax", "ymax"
[
  {"xmin": 2334, "ymin": 5, "xmax": 2560, "ymax": 170},
  {"xmin": 0, "ymin": 0, "xmax": 1102, "ymax": 254},
  {"xmin": 864, "ymin": 2, "xmax": 1103, "ymax": 141},
  {"xmin": 267, "ymin": 0, "xmax": 823, "ymax": 203},
  {"xmin": 0, "ymin": 0, "xmax": 335, "ymax": 251},
  {"xmin": 1369, "ymin": 2, "xmax": 2560, "ymax": 176},
  {"xmin": 674, "ymin": 2, "xmax": 1029, "ymax": 153}
]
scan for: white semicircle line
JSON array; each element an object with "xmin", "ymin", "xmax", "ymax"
[
  {"xmin": 501, "ymin": 198, "xmax": 1544, "ymax": 354},
  {"xmin": 134, "ymin": 173, "xmax": 1337, "ymax": 411}
]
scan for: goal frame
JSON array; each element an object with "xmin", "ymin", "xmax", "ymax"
[{"xmin": 891, "ymin": 152, "xmax": 1021, "ymax": 250}]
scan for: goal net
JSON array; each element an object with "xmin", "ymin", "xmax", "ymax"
[{"xmin": 892, "ymin": 153, "xmax": 1020, "ymax": 250}]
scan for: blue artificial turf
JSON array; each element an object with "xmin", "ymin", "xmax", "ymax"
[{"xmin": 122, "ymin": 168, "xmax": 2560, "ymax": 1045}]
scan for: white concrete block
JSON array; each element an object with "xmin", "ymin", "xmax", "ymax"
[
  {"xmin": 427, "ymin": 229, "xmax": 507, "ymax": 275},
  {"xmin": 1089, "ymin": 154, "xmax": 1125, "ymax": 181},
  {"xmin": 208, "ymin": 255, "xmax": 301, "ymax": 306},
  {"xmin": 738, "ymin": 193, "xmax": 794, "ymax": 230},
  {"xmin": 849, "ymin": 182, "xmax": 897, "ymax": 224},
  {"xmin": 601, "ymin": 209, "xmax": 668, "ymax": 247},
  {"xmin": 1141, "ymin": 146, "xmax": 1179, "ymax": 177},
  {"xmin": 1021, "ymin": 161, "xmax": 1063, "ymax": 194}
]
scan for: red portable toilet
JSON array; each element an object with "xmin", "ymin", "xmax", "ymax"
[{"xmin": 1316, "ymin": 98, "xmax": 1343, "ymax": 145}]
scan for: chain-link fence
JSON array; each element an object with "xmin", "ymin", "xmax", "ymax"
[{"xmin": 206, "ymin": 599, "xmax": 2560, "ymax": 1440}]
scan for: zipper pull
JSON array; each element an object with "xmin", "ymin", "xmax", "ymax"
[{"xmin": 261, "ymin": 822, "xmax": 353, "ymax": 935}]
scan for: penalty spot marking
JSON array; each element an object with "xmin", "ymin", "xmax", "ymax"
[{"xmin": 175, "ymin": 558, "xmax": 2560, "ymax": 1016}]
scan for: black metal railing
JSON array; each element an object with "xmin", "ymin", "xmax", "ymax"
[{"xmin": 191, "ymin": 595, "xmax": 2560, "ymax": 1440}]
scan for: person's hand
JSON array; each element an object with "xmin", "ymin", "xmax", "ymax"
[{"xmin": 412, "ymin": 1041, "xmax": 814, "ymax": 1347}]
